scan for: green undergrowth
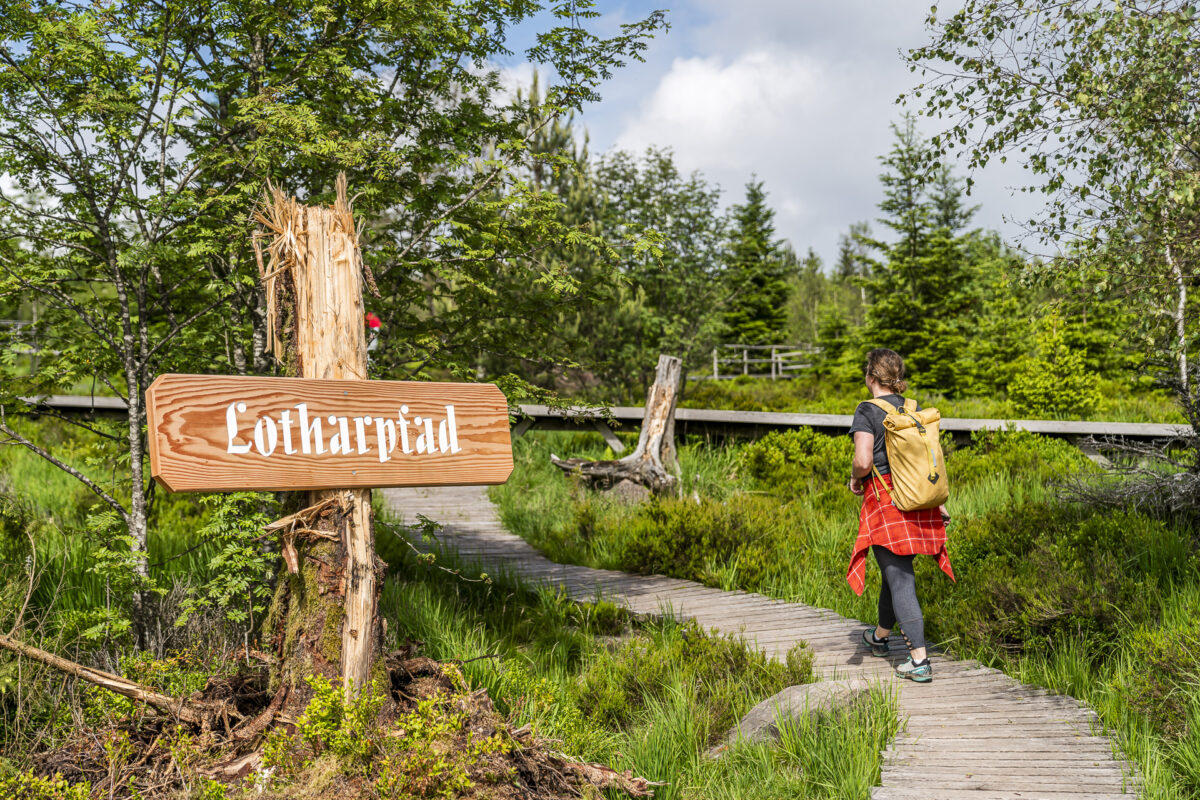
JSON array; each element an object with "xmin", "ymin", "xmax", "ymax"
[
  {"xmin": 681, "ymin": 374, "xmax": 1184, "ymax": 423},
  {"xmin": 379, "ymin": 548, "xmax": 900, "ymax": 799},
  {"xmin": 493, "ymin": 428, "xmax": 1200, "ymax": 799}
]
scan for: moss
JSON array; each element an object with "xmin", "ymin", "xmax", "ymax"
[
  {"xmin": 266, "ymin": 543, "xmax": 346, "ymax": 696},
  {"xmin": 321, "ymin": 603, "xmax": 345, "ymax": 663}
]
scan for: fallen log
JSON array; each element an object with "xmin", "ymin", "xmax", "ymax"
[
  {"xmin": 552, "ymin": 354, "xmax": 682, "ymax": 495},
  {"xmin": 0, "ymin": 634, "xmax": 231, "ymax": 728}
]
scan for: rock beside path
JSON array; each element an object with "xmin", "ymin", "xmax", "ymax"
[{"xmin": 711, "ymin": 679, "xmax": 870, "ymax": 756}]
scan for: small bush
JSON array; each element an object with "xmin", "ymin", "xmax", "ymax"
[
  {"xmin": 1008, "ymin": 318, "xmax": 1101, "ymax": 417},
  {"xmin": 947, "ymin": 427, "xmax": 1093, "ymax": 489},
  {"xmin": 0, "ymin": 773, "xmax": 90, "ymax": 800},
  {"xmin": 574, "ymin": 618, "xmax": 813, "ymax": 737},
  {"xmin": 1122, "ymin": 628, "xmax": 1200, "ymax": 740},
  {"xmin": 925, "ymin": 502, "xmax": 1194, "ymax": 653},
  {"xmin": 615, "ymin": 495, "xmax": 794, "ymax": 587},
  {"xmin": 740, "ymin": 429, "xmax": 853, "ymax": 489}
]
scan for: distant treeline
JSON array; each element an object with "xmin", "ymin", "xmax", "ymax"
[{"xmin": 495, "ymin": 101, "xmax": 1194, "ymax": 414}]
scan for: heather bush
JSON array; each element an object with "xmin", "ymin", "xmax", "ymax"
[
  {"xmin": 575, "ymin": 618, "xmax": 813, "ymax": 736},
  {"xmin": 613, "ymin": 495, "xmax": 795, "ymax": 588},
  {"xmin": 921, "ymin": 502, "xmax": 1194, "ymax": 653}
]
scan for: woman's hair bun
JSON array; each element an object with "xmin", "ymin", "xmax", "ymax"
[{"xmin": 865, "ymin": 348, "xmax": 908, "ymax": 394}]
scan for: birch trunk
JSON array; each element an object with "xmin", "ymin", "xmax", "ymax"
[{"xmin": 1167, "ymin": 242, "xmax": 1189, "ymax": 393}]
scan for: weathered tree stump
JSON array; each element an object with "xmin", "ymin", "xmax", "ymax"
[
  {"xmin": 255, "ymin": 175, "xmax": 386, "ymax": 716},
  {"xmin": 552, "ymin": 355, "xmax": 682, "ymax": 495}
]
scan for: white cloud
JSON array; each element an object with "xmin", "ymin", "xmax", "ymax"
[
  {"xmin": 612, "ymin": 46, "xmax": 897, "ymax": 256},
  {"xmin": 578, "ymin": 1, "xmax": 1047, "ymax": 265},
  {"xmin": 617, "ymin": 51, "xmax": 825, "ymax": 171}
]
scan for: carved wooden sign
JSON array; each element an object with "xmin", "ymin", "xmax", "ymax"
[{"xmin": 146, "ymin": 374, "xmax": 512, "ymax": 492}]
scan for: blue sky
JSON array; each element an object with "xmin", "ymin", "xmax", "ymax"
[{"xmin": 498, "ymin": 1, "xmax": 1046, "ymax": 267}]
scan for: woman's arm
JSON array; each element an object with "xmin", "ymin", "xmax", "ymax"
[
  {"xmin": 848, "ymin": 431, "xmax": 875, "ymax": 495},
  {"xmin": 851, "ymin": 432, "xmax": 875, "ymax": 478}
]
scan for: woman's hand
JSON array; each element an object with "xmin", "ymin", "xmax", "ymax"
[{"xmin": 848, "ymin": 476, "xmax": 865, "ymax": 496}]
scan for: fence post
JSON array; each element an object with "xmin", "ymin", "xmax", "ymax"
[
  {"xmin": 771, "ymin": 346, "xmax": 777, "ymax": 380},
  {"xmin": 712, "ymin": 348, "xmax": 718, "ymax": 380},
  {"xmin": 743, "ymin": 347, "xmax": 748, "ymax": 376}
]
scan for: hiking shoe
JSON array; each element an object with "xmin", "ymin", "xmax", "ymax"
[
  {"xmin": 895, "ymin": 657, "xmax": 933, "ymax": 683},
  {"xmin": 861, "ymin": 629, "xmax": 890, "ymax": 658}
]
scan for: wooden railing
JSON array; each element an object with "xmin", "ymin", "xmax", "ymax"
[
  {"xmin": 11, "ymin": 396, "xmax": 1190, "ymax": 463},
  {"xmin": 701, "ymin": 344, "xmax": 819, "ymax": 381}
]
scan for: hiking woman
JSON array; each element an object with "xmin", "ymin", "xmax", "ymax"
[{"xmin": 846, "ymin": 348, "xmax": 953, "ymax": 683}]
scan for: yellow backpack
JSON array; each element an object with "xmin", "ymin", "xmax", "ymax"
[{"xmin": 867, "ymin": 398, "xmax": 949, "ymax": 511}]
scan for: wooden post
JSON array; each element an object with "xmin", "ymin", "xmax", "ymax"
[
  {"xmin": 743, "ymin": 347, "xmax": 748, "ymax": 376},
  {"xmin": 255, "ymin": 175, "xmax": 382, "ymax": 704},
  {"xmin": 712, "ymin": 348, "xmax": 718, "ymax": 380},
  {"xmin": 296, "ymin": 194, "xmax": 377, "ymax": 698}
]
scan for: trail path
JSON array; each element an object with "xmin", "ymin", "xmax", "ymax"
[{"xmin": 381, "ymin": 486, "xmax": 1137, "ymax": 800}]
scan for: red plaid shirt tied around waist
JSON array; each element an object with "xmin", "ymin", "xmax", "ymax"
[{"xmin": 846, "ymin": 473, "xmax": 954, "ymax": 595}]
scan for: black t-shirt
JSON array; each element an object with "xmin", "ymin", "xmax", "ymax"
[{"xmin": 847, "ymin": 394, "xmax": 921, "ymax": 476}]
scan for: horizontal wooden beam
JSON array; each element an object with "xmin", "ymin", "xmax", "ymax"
[
  {"xmin": 14, "ymin": 395, "xmax": 1192, "ymax": 444},
  {"xmin": 515, "ymin": 404, "xmax": 1190, "ymax": 443}
]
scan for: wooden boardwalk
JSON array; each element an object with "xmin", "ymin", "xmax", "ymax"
[{"xmin": 381, "ymin": 486, "xmax": 1138, "ymax": 800}]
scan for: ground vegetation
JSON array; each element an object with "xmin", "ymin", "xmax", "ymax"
[{"xmin": 494, "ymin": 428, "xmax": 1200, "ymax": 798}]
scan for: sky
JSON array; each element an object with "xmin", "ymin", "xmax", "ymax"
[{"xmin": 498, "ymin": 1, "xmax": 1048, "ymax": 267}]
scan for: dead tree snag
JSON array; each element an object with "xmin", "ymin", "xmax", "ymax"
[
  {"xmin": 254, "ymin": 175, "xmax": 385, "ymax": 710},
  {"xmin": 552, "ymin": 354, "xmax": 683, "ymax": 495}
]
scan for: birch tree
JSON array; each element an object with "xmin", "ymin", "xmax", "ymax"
[{"xmin": 908, "ymin": 1, "xmax": 1200, "ymax": 394}]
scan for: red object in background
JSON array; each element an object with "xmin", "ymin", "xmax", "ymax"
[{"xmin": 365, "ymin": 312, "xmax": 382, "ymax": 329}]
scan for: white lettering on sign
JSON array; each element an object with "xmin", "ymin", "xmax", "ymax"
[{"xmin": 225, "ymin": 402, "xmax": 463, "ymax": 461}]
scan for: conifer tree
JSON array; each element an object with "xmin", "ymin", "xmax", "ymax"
[
  {"xmin": 858, "ymin": 118, "xmax": 978, "ymax": 394},
  {"xmin": 723, "ymin": 180, "xmax": 791, "ymax": 344}
]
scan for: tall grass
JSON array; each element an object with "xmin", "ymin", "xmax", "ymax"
[
  {"xmin": 0, "ymin": 418, "xmax": 228, "ymax": 641},
  {"xmin": 379, "ymin": 546, "xmax": 899, "ymax": 799}
]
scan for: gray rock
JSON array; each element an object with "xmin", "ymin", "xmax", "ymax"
[
  {"xmin": 605, "ymin": 478, "xmax": 651, "ymax": 504},
  {"xmin": 709, "ymin": 679, "xmax": 870, "ymax": 757}
]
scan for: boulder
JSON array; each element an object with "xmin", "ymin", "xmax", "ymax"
[{"xmin": 709, "ymin": 679, "xmax": 870, "ymax": 756}]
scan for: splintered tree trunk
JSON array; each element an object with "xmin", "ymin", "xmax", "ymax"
[
  {"xmin": 256, "ymin": 175, "xmax": 385, "ymax": 712},
  {"xmin": 553, "ymin": 355, "xmax": 682, "ymax": 494}
]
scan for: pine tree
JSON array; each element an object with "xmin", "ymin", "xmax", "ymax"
[
  {"xmin": 858, "ymin": 118, "xmax": 979, "ymax": 394},
  {"xmin": 723, "ymin": 180, "xmax": 791, "ymax": 344}
]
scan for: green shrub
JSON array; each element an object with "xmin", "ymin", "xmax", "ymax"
[
  {"xmin": 574, "ymin": 618, "xmax": 813, "ymax": 737},
  {"xmin": 493, "ymin": 659, "xmax": 612, "ymax": 757},
  {"xmin": 1122, "ymin": 628, "xmax": 1200, "ymax": 740},
  {"xmin": 925, "ymin": 502, "xmax": 1194, "ymax": 653},
  {"xmin": 615, "ymin": 495, "xmax": 793, "ymax": 587},
  {"xmin": 1008, "ymin": 318, "xmax": 1101, "ymax": 417},
  {"xmin": 0, "ymin": 772, "xmax": 90, "ymax": 800},
  {"xmin": 740, "ymin": 428, "xmax": 853, "ymax": 489},
  {"xmin": 947, "ymin": 427, "xmax": 1093, "ymax": 489}
]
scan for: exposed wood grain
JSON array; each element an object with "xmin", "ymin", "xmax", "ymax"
[{"xmin": 146, "ymin": 375, "xmax": 512, "ymax": 492}]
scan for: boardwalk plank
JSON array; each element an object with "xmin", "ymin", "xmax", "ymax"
[{"xmin": 380, "ymin": 486, "xmax": 1137, "ymax": 799}]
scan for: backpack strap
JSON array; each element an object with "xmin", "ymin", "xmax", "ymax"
[
  {"xmin": 869, "ymin": 462, "xmax": 887, "ymax": 503},
  {"xmin": 902, "ymin": 397, "xmax": 917, "ymax": 413},
  {"xmin": 866, "ymin": 398, "xmax": 900, "ymax": 415}
]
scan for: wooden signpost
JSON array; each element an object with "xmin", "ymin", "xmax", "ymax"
[
  {"xmin": 140, "ymin": 176, "xmax": 513, "ymax": 710},
  {"xmin": 146, "ymin": 375, "xmax": 512, "ymax": 492}
]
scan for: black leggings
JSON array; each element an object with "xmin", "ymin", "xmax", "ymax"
[{"xmin": 872, "ymin": 545, "xmax": 926, "ymax": 651}]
